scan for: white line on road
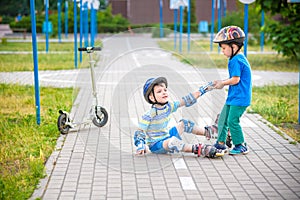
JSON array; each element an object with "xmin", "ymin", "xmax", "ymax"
[
  {"xmin": 179, "ymin": 177, "xmax": 196, "ymax": 190},
  {"xmin": 173, "ymin": 158, "xmax": 187, "ymax": 169}
]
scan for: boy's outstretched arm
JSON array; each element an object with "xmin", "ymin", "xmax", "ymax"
[
  {"xmin": 213, "ymin": 77, "xmax": 240, "ymax": 89},
  {"xmin": 180, "ymin": 82, "xmax": 213, "ymax": 107}
]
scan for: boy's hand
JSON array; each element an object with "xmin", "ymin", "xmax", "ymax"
[
  {"xmin": 213, "ymin": 80, "xmax": 224, "ymax": 89},
  {"xmin": 199, "ymin": 81, "xmax": 214, "ymax": 96},
  {"xmin": 136, "ymin": 149, "xmax": 146, "ymax": 155},
  {"xmin": 136, "ymin": 142, "xmax": 146, "ymax": 155}
]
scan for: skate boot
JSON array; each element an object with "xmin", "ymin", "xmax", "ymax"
[
  {"xmin": 214, "ymin": 114, "xmax": 232, "ymax": 148},
  {"xmin": 192, "ymin": 143, "xmax": 225, "ymax": 158},
  {"xmin": 226, "ymin": 132, "xmax": 232, "ymax": 148},
  {"xmin": 204, "ymin": 125, "xmax": 218, "ymax": 140}
]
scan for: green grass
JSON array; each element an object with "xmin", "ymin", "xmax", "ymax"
[
  {"xmin": 0, "ymin": 54, "xmax": 75, "ymax": 71},
  {"xmin": 158, "ymin": 40, "xmax": 299, "ymax": 72},
  {"xmin": 0, "ymin": 84, "xmax": 73, "ymax": 199},
  {"xmin": 251, "ymin": 84, "xmax": 299, "ymax": 143},
  {"xmin": 0, "ymin": 41, "xmax": 101, "ymax": 71},
  {"xmin": 0, "ymin": 41, "xmax": 74, "ymax": 52},
  {"xmin": 209, "ymin": 53, "xmax": 298, "ymax": 72}
]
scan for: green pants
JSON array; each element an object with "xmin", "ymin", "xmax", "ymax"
[{"xmin": 217, "ymin": 105, "xmax": 247, "ymax": 146}]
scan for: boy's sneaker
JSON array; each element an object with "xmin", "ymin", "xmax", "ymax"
[
  {"xmin": 214, "ymin": 142, "xmax": 227, "ymax": 150},
  {"xmin": 214, "ymin": 142, "xmax": 228, "ymax": 154},
  {"xmin": 229, "ymin": 143, "xmax": 249, "ymax": 155}
]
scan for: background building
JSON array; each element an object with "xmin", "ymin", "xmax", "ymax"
[{"xmin": 109, "ymin": 0, "xmax": 237, "ymax": 25}]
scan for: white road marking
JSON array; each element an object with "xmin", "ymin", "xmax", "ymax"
[
  {"xmin": 173, "ymin": 158, "xmax": 187, "ymax": 169},
  {"xmin": 179, "ymin": 177, "xmax": 196, "ymax": 190}
]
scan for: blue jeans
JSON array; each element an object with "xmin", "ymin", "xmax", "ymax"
[{"xmin": 149, "ymin": 127, "xmax": 181, "ymax": 154}]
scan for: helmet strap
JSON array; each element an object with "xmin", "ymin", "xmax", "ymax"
[{"xmin": 230, "ymin": 43, "xmax": 243, "ymax": 60}]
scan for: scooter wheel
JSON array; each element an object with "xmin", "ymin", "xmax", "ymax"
[
  {"xmin": 57, "ymin": 113, "xmax": 70, "ymax": 134},
  {"xmin": 92, "ymin": 107, "xmax": 108, "ymax": 127}
]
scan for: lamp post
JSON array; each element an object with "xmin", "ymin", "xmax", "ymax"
[
  {"xmin": 217, "ymin": 0, "xmax": 221, "ymax": 54},
  {"xmin": 58, "ymin": 0, "xmax": 62, "ymax": 43},
  {"xmin": 159, "ymin": 0, "xmax": 164, "ymax": 38},
  {"xmin": 45, "ymin": 0, "xmax": 49, "ymax": 53},
  {"xmin": 210, "ymin": 0, "xmax": 215, "ymax": 52},
  {"xmin": 65, "ymin": 0, "xmax": 68, "ymax": 38},
  {"xmin": 260, "ymin": 10, "xmax": 264, "ymax": 52},
  {"xmin": 30, "ymin": 0, "xmax": 41, "ymax": 125},
  {"xmin": 238, "ymin": 0, "xmax": 255, "ymax": 57},
  {"xmin": 74, "ymin": 0, "xmax": 78, "ymax": 68}
]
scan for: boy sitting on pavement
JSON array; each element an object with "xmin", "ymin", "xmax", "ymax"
[{"xmin": 133, "ymin": 77, "xmax": 224, "ymax": 158}]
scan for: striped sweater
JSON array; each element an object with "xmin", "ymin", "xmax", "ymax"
[{"xmin": 138, "ymin": 101, "xmax": 180, "ymax": 144}]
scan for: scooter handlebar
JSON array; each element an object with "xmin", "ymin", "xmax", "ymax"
[{"xmin": 78, "ymin": 47, "xmax": 102, "ymax": 52}]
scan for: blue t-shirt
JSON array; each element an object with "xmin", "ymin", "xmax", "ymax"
[{"xmin": 226, "ymin": 53, "xmax": 252, "ymax": 106}]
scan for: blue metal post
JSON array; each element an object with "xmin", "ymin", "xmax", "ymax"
[
  {"xmin": 84, "ymin": 2, "xmax": 89, "ymax": 47},
  {"xmin": 30, "ymin": 0, "xmax": 41, "ymax": 125},
  {"xmin": 187, "ymin": 0, "xmax": 191, "ymax": 52},
  {"xmin": 223, "ymin": 0, "xmax": 227, "ymax": 17},
  {"xmin": 91, "ymin": 5, "xmax": 95, "ymax": 46},
  {"xmin": 58, "ymin": 0, "xmax": 61, "ymax": 43},
  {"xmin": 95, "ymin": 8, "xmax": 98, "ymax": 38},
  {"xmin": 179, "ymin": 6, "xmax": 183, "ymax": 53},
  {"xmin": 96, "ymin": 10, "xmax": 98, "ymax": 37},
  {"xmin": 159, "ymin": 0, "xmax": 164, "ymax": 38},
  {"xmin": 74, "ymin": 0, "xmax": 78, "ymax": 68},
  {"xmin": 244, "ymin": 4, "xmax": 249, "ymax": 57},
  {"xmin": 45, "ymin": 0, "xmax": 49, "ymax": 53},
  {"xmin": 217, "ymin": 0, "xmax": 221, "ymax": 54},
  {"xmin": 260, "ymin": 10, "xmax": 264, "ymax": 52},
  {"xmin": 210, "ymin": 0, "xmax": 215, "ymax": 51},
  {"xmin": 65, "ymin": 0, "xmax": 68, "ymax": 38},
  {"xmin": 174, "ymin": 9, "xmax": 177, "ymax": 50},
  {"xmin": 80, "ymin": 0, "xmax": 83, "ymax": 62}
]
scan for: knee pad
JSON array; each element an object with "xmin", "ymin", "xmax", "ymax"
[
  {"xmin": 168, "ymin": 136, "xmax": 185, "ymax": 153},
  {"xmin": 180, "ymin": 119, "xmax": 195, "ymax": 133}
]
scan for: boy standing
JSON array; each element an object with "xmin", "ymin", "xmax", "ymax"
[{"xmin": 212, "ymin": 25, "xmax": 252, "ymax": 155}]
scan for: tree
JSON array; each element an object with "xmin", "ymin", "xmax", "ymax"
[
  {"xmin": 184, "ymin": 0, "xmax": 196, "ymax": 24},
  {"xmin": 0, "ymin": 0, "xmax": 63, "ymax": 18},
  {"xmin": 255, "ymin": 0, "xmax": 300, "ymax": 60}
]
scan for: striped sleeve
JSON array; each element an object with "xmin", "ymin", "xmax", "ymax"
[{"xmin": 171, "ymin": 101, "xmax": 180, "ymax": 113}]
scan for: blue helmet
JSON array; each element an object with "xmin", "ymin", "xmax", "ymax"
[{"xmin": 143, "ymin": 77, "xmax": 168, "ymax": 104}]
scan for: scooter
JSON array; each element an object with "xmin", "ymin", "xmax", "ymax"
[{"xmin": 57, "ymin": 47, "xmax": 108, "ymax": 134}]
